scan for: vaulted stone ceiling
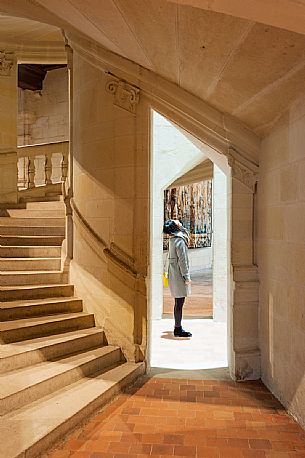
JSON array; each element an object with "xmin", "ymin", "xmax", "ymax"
[
  {"xmin": 1, "ymin": 0, "xmax": 305, "ymax": 136},
  {"xmin": 0, "ymin": 13, "xmax": 62, "ymax": 43}
]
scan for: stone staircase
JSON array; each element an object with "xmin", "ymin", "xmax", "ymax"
[{"xmin": 0, "ymin": 199, "xmax": 145, "ymax": 458}]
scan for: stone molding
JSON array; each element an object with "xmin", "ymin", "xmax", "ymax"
[
  {"xmin": 229, "ymin": 157, "xmax": 258, "ymax": 192},
  {"xmin": 67, "ymin": 32, "xmax": 260, "ymax": 165},
  {"xmin": 106, "ymin": 76, "xmax": 140, "ymax": 114},
  {"xmin": 0, "ymin": 41, "xmax": 66, "ymax": 64},
  {"xmin": 227, "ymin": 147, "xmax": 258, "ymax": 192},
  {"xmin": 0, "ymin": 51, "xmax": 14, "ymax": 76}
]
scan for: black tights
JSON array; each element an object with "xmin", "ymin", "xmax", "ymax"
[{"xmin": 174, "ymin": 297, "xmax": 185, "ymax": 328}]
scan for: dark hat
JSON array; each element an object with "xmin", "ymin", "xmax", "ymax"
[{"xmin": 163, "ymin": 219, "xmax": 180, "ymax": 235}]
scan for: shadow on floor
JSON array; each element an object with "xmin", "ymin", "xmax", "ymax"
[{"xmin": 160, "ymin": 331, "xmax": 191, "ymax": 341}]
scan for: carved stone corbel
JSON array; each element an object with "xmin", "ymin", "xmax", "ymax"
[
  {"xmin": 106, "ymin": 77, "xmax": 140, "ymax": 114},
  {"xmin": 227, "ymin": 148, "xmax": 258, "ymax": 192},
  {"xmin": 0, "ymin": 51, "xmax": 14, "ymax": 76}
]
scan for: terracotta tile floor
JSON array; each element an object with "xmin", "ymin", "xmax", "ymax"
[
  {"xmin": 163, "ymin": 271, "xmax": 213, "ymax": 318},
  {"xmin": 47, "ymin": 376, "xmax": 305, "ymax": 458}
]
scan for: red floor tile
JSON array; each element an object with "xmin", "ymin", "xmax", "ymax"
[{"xmin": 47, "ymin": 377, "xmax": 305, "ymax": 458}]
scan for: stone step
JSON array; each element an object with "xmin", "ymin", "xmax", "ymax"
[
  {"xmin": 0, "ymin": 328, "xmax": 105, "ymax": 373},
  {"xmin": 0, "ymin": 312, "xmax": 95, "ymax": 343},
  {"xmin": 3, "ymin": 209, "xmax": 65, "ymax": 218},
  {"xmin": 0, "ymin": 225, "xmax": 65, "ymax": 236},
  {"xmin": 0, "ymin": 246, "xmax": 62, "ymax": 258},
  {"xmin": 0, "ymin": 257, "xmax": 61, "ymax": 271},
  {"xmin": 0, "ymin": 345, "xmax": 123, "ymax": 415},
  {"xmin": 0, "ymin": 217, "xmax": 65, "ymax": 227},
  {"xmin": 0, "ymin": 284, "xmax": 74, "ymax": 301},
  {"xmin": 0, "ymin": 362, "xmax": 145, "ymax": 458},
  {"xmin": 0, "ymin": 270, "xmax": 67, "ymax": 286},
  {"xmin": 0, "ymin": 235, "xmax": 64, "ymax": 246},
  {"xmin": 19, "ymin": 194, "xmax": 63, "ymax": 204},
  {"xmin": 0, "ymin": 296, "xmax": 83, "ymax": 321},
  {"xmin": 25, "ymin": 201, "xmax": 64, "ymax": 210},
  {"xmin": 0, "ymin": 203, "xmax": 26, "ymax": 210}
]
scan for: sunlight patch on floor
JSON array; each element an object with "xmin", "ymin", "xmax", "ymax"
[{"xmin": 150, "ymin": 318, "xmax": 228, "ymax": 370}]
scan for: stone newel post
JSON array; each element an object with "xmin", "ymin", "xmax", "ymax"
[{"xmin": 0, "ymin": 50, "xmax": 18, "ymax": 204}]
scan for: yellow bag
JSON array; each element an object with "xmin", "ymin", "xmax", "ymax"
[{"xmin": 163, "ymin": 272, "xmax": 169, "ymax": 287}]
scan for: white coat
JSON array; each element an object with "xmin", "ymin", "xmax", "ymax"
[{"xmin": 167, "ymin": 232, "xmax": 191, "ymax": 298}]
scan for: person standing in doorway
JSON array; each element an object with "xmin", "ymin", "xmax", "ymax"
[{"xmin": 163, "ymin": 219, "xmax": 192, "ymax": 337}]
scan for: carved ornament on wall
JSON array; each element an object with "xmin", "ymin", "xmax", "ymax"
[
  {"xmin": 106, "ymin": 78, "xmax": 140, "ymax": 114},
  {"xmin": 0, "ymin": 51, "xmax": 14, "ymax": 76},
  {"xmin": 227, "ymin": 149, "xmax": 258, "ymax": 192}
]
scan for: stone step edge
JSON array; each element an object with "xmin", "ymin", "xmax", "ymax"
[
  {"xmin": 0, "ymin": 283, "xmax": 73, "ymax": 292},
  {"xmin": 0, "ymin": 257, "xmax": 61, "ymax": 262},
  {"xmin": 0, "ymin": 346, "xmax": 123, "ymax": 415},
  {"xmin": 0, "ymin": 215, "xmax": 65, "ymax": 222},
  {"xmin": 0, "ymin": 312, "xmax": 94, "ymax": 332},
  {"xmin": 0, "ymin": 297, "xmax": 82, "ymax": 321},
  {"xmin": 0, "ymin": 296, "xmax": 81, "ymax": 308},
  {"xmin": 1, "ymin": 345, "xmax": 120, "ymax": 394},
  {"xmin": 2, "ymin": 213, "xmax": 65, "ymax": 217},
  {"xmin": 0, "ymin": 270, "xmax": 64, "ymax": 275},
  {"xmin": 0, "ymin": 248, "xmax": 62, "ymax": 258},
  {"xmin": 0, "ymin": 327, "xmax": 105, "ymax": 371},
  {"xmin": 0, "ymin": 235, "xmax": 64, "ymax": 238},
  {"xmin": 0, "ymin": 227, "xmax": 65, "ymax": 231},
  {"xmin": 0, "ymin": 246, "xmax": 62, "ymax": 249},
  {"xmin": 0, "ymin": 362, "xmax": 145, "ymax": 458}
]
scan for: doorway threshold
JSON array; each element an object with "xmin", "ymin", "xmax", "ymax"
[{"xmin": 148, "ymin": 366, "xmax": 230, "ymax": 380}]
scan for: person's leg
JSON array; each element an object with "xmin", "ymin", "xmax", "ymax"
[
  {"xmin": 174, "ymin": 297, "xmax": 185, "ymax": 328},
  {"xmin": 174, "ymin": 297, "xmax": 192, "ymax": 337}
]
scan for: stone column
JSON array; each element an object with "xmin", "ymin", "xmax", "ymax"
[
  {"xmin": 229, "ymin": 151, "xmax": 260, "ymax": 380},
  {"xmin": 0, "ymin": 51, "xmax": 18, "ymax": 203}
]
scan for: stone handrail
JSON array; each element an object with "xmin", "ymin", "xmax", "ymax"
[
  {"xmin": 70, "ymin": 198, "xmax": 138, "ymax": 278},
  {"xmin": 17, "ymin": 141, "xmax": 68, "ymax": 190}
]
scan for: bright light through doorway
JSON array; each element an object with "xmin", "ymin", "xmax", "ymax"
[
  {"xmin": 150, "ymin": 318, "xmax": 227, "ymax": 370},
  {"xmin": 149, "ymin": 110, "xmax": 230, "ymax": 372}
]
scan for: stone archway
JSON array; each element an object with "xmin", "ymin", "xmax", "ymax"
[
  {"xmin": 64, "ymin": 32, "xmax": 260, "ymax": 380},
  {"xmin": 147, "ymin": 106, "xmax": 259, "ymax": 380}
]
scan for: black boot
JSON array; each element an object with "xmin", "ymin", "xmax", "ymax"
[{"xmin": 174, "ymin": 326, "xmax": 192, "ymax": 337}]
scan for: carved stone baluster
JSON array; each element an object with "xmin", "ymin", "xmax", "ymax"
[
  {"xmin": 61, "ymin": 152, "xmax": 68, "ymax": 182},
  {"xmin": 45, "ymin": 153, "xmax": 52, "ymax": 185},
  {"xmin": 28, "ymin": 157, "xmax": 35, "ymax": 189}
]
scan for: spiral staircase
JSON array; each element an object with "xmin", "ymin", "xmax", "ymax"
[{"xmin": 0, "ymin": 197, "xmax": 144, "ymax": 458}]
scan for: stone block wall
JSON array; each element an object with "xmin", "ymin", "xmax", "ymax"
[
  {"xmin": 70, "ymin": 53, "xmax": 149, "ymax": 361},
  {"xmin": 258, "ymin": 95, "xmax": 305, "ymax": 428},
  {"xmin": 18, "ymin": 67, "xmax": 68, "ymax": 146}
]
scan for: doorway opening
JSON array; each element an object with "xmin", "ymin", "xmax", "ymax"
[
  {"xmin": 163, "ymin": 179, "xmax": 213, "ymax": 320},
  {"xmin": 149, "ymin": 110, "xmax": 231, "ymax": 372}
]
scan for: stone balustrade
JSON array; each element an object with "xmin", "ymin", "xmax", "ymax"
[{"xmin": 17, "ymin": 141, "xmax": 68, "ymax": 190}]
